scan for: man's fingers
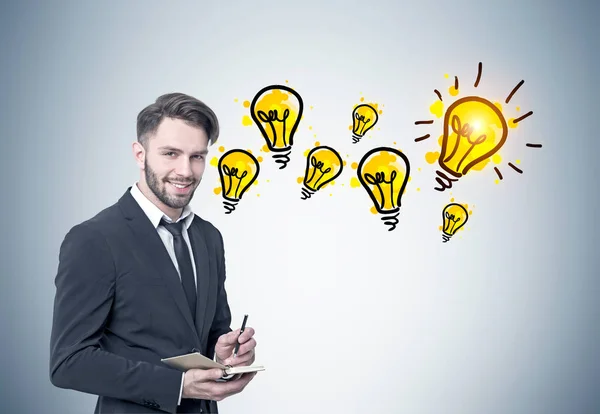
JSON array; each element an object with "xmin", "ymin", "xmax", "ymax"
[
  {"xmin": 192, "ymin": 368, "xmax": 224, "ymax": 382},
  {"xmin": 225, "ymin": 350, "xmax": 254, "ymax": 367},
  {"xmin": 239, "ymin": 327, "xmax": 255, "ymax": 342},
  {"xmin": 219, "ymin": 327, "xmax": 255, "ymax": 346}
]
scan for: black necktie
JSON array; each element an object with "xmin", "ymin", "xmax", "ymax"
[{"xmin": 160, "ymin": 219, "xmax": 197, "ymax": 321}]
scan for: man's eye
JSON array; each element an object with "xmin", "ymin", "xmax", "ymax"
[{"xmin": 164, "ymin": 152, "xmax": 175, "ymax": 156}]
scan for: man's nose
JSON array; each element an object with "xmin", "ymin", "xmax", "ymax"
[{"xmin": 175, "ymin": 158, "xmax": 193, "ymax": 177}]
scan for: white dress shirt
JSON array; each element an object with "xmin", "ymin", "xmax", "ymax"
[{"xmin": 129, "ymin": 182, "xmax": 196, "ymax": 405}]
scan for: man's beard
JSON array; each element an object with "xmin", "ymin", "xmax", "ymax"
[{"xmin": 145, "ymin": 159, "xmax": 199, "ymax": 209}]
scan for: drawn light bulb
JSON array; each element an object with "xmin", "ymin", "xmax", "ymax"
[
  {"xmin": 357, "ymin": 147, "xmax": 410, "ymax": 231},
  {"xmin": 435, "ymin": 96, "xmax": 508, "ymax": 190},
  {"xmin": 218, "ymin": 149, "xmax": 260, "ymax": 214},
  {"xmin": 249, "ymin": 84, "xmax": 303, "ymax": 169},
  {"xmin": 441, "ymin": 203, "xmax": 469, "ymax": 242},
  {"xmin": 351, "ymin": 104, "xmax": 378, "ymax": 144},
  {"xmin": 300, "ymin": 145, "xmax": 343, "ymax": 200}
]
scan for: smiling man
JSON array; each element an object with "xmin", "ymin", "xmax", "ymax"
[{"xmin": 50, "ymin": 93, "xmax": 258, "ymax": 414}]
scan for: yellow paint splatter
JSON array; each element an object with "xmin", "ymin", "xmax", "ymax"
[
  {"xmin": 494, "ymin": 102, "xmax": 503, "ymax": 112},
  {"xmin": 343, "ymin": 160, "xmax": 347, "ymax": 166},
  {"xmin": 243, "ymin": 100, "xmax": 250, "ymax": 108},
  {"xmin": 516, "ymin": 106, "xmax": 520, "ymax": 111},
  {"xmin": 242, "ymin": 115, "xmax": 252, "ymax": 126},
  {"xmin": 425, "ymin": 151, "xmax": 439, "ymax": 164},
  {"xmin": 310, "ymin": 105, "xmax": 314, "ymax": 110},
  {"xmin": 297, "ymin": 177, "xmax": 303, "ymax": 183},
  {"xmin": 370, "ymin": 206, "xmax": 377, "ymax": 215},
  {"xmin": 448, "ymin": 85, "xmax": 459, "ymax": 96},
  {"xmin": 350, "ymin": 177, "xmax": 360, "ymax": 188},
  {"xmin": 438, "ymin": 135, "xmax": 443, "ymax": 146},
  {"xmin": 213, "ymin": 187, "xmax": 221, "ymax": 194},
  {"xmin": 303, "ymin": 148, "xmax": 310, "ymax": 157},
  {"xmin": 418, "ymin": 167, "xmax": 422, "ymax": 172},
  {"xmin": 351, "ymin": 162, "xmax": 358, "ymax": 170},
  {"xmin": 314, "ymin": 141, "xmax": 320, "ymax": 146},
  {"xmin": 430, "ymin": 101, "xmax": 444, "ymax": 118},
  {"xmin": 492, "ymin": 154, "xmax": 502, "ymax": 164},
  {"xmin": 495, "ymin": 179, "xmax": 500, "ymax": 184},
  {"xmin": 257, "ymin": 156, "xmax": 263, "ymax": 163},
  {"xmin": 516, "ymin": 159, "xmax": 521, "ymax": 164},
  {"xmin": 309, "ymin": 126, "xmax": 313, "ymax": 130},
  {"xmin": 450, "ymin": 197, "xmax": 455, "ymax": 202},
  {"xmin": 330, "ymin": 180, "xmax": 335, "ymax": 186},
  {"xmin": 210, "ymin": 157, "xmax": 219, "ymax": 167},
  {"xmin": 218, "ymin": 146, "xmax": 225, "ymax": 152},
  {"xmin": 257, "ymin": 194, "xmax": 260, "ymax": 197},
  {"xmin": 253, "ymin": 180, "xmax": 258, "ymax": 186},
  {"xmin": 360, "ymin": 97, "xmax": 365, "ymax": 102},
  {"xmin": 444, "ymin": 74, "xmax": 449, "ymax": 79},
  {"xmin": 508, "ymin": 118, "xmax": 518, "ymax": 128},
  {"xmin": 262, "ymin": 144, "xmax": 270, "ymax": 153},
  {"xmin": 416, "ymin": 188, "xmax": 420, "ymax": 192}
]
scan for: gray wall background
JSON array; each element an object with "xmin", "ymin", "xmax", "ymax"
[{"xmin": 1, "ymin": 0, "xmax": 598, "ymax": 413}]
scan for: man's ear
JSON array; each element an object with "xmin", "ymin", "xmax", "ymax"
[{"xmin": 132, "ymin": 141, "xmax": 145, "ymax": 170}]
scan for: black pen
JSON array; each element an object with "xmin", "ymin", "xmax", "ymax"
[{"xmin": 233, "ymin": 314, "xmax": 248, "ymax": 358}]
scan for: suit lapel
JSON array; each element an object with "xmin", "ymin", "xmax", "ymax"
[
  {"xmin": 188, "ymin": 218, "xmax": 211, "ymax": 342},
  {"xmin": 118, "ymin": 189, "xmax": 200, "ymax": 346}
]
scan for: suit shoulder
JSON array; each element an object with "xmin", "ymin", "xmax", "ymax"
[
  {"xmin": 192, "ymin": 214, "xmax": 224, "ymax": 241},
  {"xmin": 61, "ymin": 203, "xmax": 121, "ymax": 244}
]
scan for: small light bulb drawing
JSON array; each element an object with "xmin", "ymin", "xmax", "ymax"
[
  {"xmin": 357, "ymin": 147, "xmax": 410, "ymax": 232},
  {"xmin": 441, "ymin": 203, "xmax": 469, "ymax": 242},
  {"xmin": 351, "ymin": 104, "xmax": 378, "ymax": 144},
  {"xmin": 250, "ymin": 84, "xmax": 303, "ymax": 169},
  {"xmin": 300, "ymin": 145, "xmax": 343, "ymax": 200},
  {"xmin": 217, "ymin": 149, "xmax": 260, "ymax": 214}
]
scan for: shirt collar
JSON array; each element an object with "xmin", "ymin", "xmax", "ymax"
[{"xmin": 130, "ymin": 182, "xmax": 195, "ymax": 229}]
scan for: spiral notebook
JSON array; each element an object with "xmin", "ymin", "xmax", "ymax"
[{"xmin": 161, "ymin": 351, "xmax": 265, "ymax": 376}]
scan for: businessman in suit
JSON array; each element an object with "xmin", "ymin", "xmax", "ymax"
[{"xmin": 49, "ymin": 92, "xmax": 257, "ymax": 413}]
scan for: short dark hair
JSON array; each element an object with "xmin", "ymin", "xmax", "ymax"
[{"xmin": 136, "ymin": 92, "xmax": 220, "ymax": 148}]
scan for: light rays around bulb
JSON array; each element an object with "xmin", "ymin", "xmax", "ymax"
[{"xmin": 414, "ymin": 61, "xmax": 539, "ymax": 191}]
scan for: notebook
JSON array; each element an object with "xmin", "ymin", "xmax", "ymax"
[{"xmin": 161, "ymin": 351, "xmax": 265, "ymax": 376}]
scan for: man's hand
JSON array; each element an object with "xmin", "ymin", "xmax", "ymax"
[
  {"xmin": 215, "ymin": 327, "xmax": 257, "ymax": 367},
  {"xmin": 181, "ymin": 368, "xmax": 256, "ymax": 401}
]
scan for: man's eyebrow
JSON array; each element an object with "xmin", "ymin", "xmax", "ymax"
[
  {"xmin": 157, "ymin": 146, "xmax": 208, "ymax": 155},
  {"xmin": 157, "ymin": 146, "xmax": 181, "ymax": 152}
]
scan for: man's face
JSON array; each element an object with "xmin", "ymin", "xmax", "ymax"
[{"xmin": 143, "ymin": 117, "xmax": 209, "ymax": 210}]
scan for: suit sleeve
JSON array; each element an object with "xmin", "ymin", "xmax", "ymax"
[
  {"xmin": 49, "ymin": 223, "xmax": 182, "ymax": 413},
  {"xmin": 206, "ymin": 227, "xmax": 232, "ymax": 359}
]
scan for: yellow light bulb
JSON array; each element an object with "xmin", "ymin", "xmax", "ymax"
[
  {"xmin": 300, "ymin": 145, "xmax": 343, "ymax": 200},
  {"xmin": 441, "ymin": 203, "xmax": 469, "ymax": 242},
  {"xmin": 351, "ymin": 104, "xmax": 378, "ymax": 143},
  {"xmin": 357, "ymin": 147, "xmax": 410, "ymax": 231},
  {"xmin": 435, "ymin": 96, "xmax": 508, "ymax": 190},
  {"xmin": 218, "ymin": 149, "xmax": 260, "ymax": 214},
  {"xmin": 250, "ymin": 84, "xmax": 303, "ymax": 169}
]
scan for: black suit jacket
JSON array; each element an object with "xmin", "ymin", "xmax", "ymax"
[{"xmin": 49, "ymin": 188, "xmax": 232, "ymax": 413}]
